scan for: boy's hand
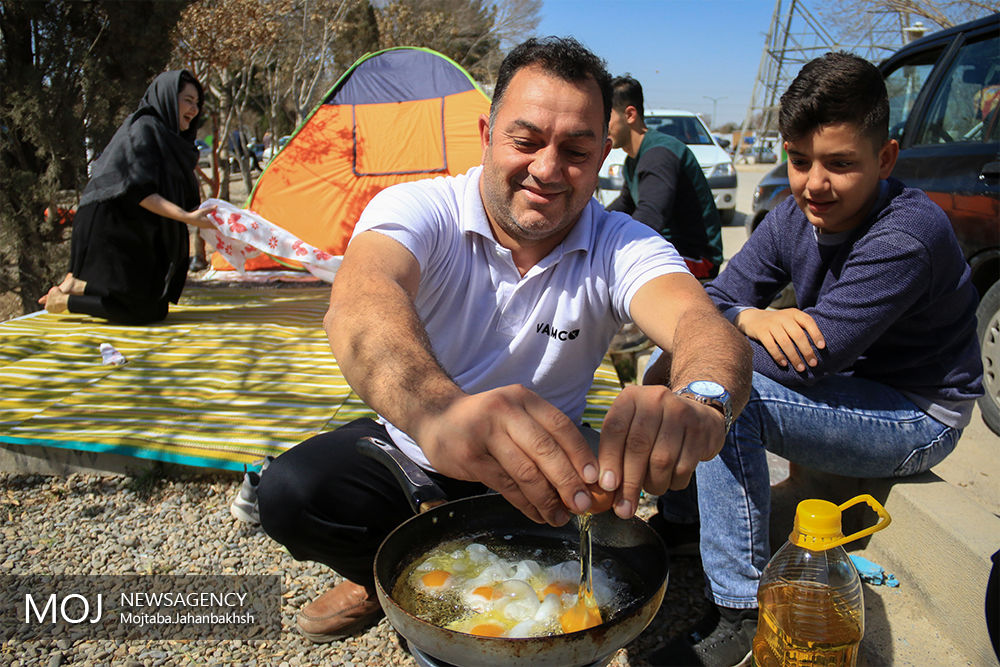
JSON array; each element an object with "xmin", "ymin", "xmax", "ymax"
[{"xmin": 734, "ymin": 307, "xmax": 825, "ymax": 371}]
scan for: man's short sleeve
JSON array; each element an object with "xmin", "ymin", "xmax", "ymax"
[
  {"xmin": 600, "ymin": 208, "xmax": 690, "ymax": 320},
  {"xmin": 351, "ymin": 178, "xmax": 461, "ymax": 272}
]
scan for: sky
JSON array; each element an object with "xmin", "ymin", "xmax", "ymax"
[{"xmin": 536, "ymin": 0, "xmax": 778, "ymax": 128}]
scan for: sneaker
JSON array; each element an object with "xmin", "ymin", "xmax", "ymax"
[
  {"xmin": 230, "ymin": 456, "xmax": 274, "ymax": 524},
  {"xmin": 647, "ymin": 605, "xmax": 757, "ymax": 667},
  {"xmin": 647, "ymin": 512, "xmax": 701, "ymax": 558}
]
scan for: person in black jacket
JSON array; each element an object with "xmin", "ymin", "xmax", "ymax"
[
  {"xmin": 40, "ymin": 70, "xmax": 217, "ymax": 324},
  {"xmin": 605, "ymin": 75, "xmax": 723, "ymax": 279}
]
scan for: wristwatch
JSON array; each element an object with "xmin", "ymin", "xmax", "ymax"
[{"xmin": 675, "ymin": 381, "xmax": 734, "ymax": 433}]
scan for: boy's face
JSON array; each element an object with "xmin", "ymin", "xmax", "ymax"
[{"xmin": 784, "ymin": 123, "xmax": 898, "ymax": 234}]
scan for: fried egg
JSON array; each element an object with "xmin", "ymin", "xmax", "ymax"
[
  {"xmin": 403, "ymin": 541, "xmax": 629, "ymax": 638},
  {"xmin": 414, "ymin": 568, "xmax": 454, "ymax": 595}
]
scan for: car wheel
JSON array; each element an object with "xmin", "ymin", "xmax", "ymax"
[
  {"xmin": 719, "ymin": 208, "xmax": 735, "ymax": 225},
  {"xmin": 977, "ymin": 281, "xmax": 1000, "ymax": 435}
]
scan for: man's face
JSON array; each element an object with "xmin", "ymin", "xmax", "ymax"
[
  {"xmin": 785, "ymin": 122, "xmax": 897, "ymax": 234},
  {"xmin": 608, "ymin": 107, "xmax": 629, "ymax": 149},
  {"xmin": 479, "ymin": 65, "xmax": 611, "ymax": 248}
]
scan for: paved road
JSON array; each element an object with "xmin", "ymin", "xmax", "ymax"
[{"xmin": 721, "ymin": 163, "xmax": 774, "ymax": 262}]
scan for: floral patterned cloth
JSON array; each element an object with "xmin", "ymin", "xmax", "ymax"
[{"xmin": 198, "ymin": 198, "xmax": 342, "ymax": 282}]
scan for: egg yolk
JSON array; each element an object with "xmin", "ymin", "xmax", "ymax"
[
  {"xmin": 421, "ymin": 569, "xmax": 451, "ymax": 589},
  {"xmin": 470, "ymin": 622, "xmax": 506, "ymax": 637},
  {"xmin": 539, "ymin": 582, "xmax": 575, "ymax": 600},
  {"xmin": 559, "ymin": 598, "xmax": 603, "ymax": 633},
  {"xmin": 471, "ymin": 585, "xmax": 503, "ymax": 600}
]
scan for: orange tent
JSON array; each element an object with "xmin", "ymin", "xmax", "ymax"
[{"xmin": 219, "ymin": 47, "xmax": 490, "ymax": 272}]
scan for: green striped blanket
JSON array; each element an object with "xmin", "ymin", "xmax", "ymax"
[{"xmin": 0, "ymin": 286, "xmax": 623, "ymax": 471}]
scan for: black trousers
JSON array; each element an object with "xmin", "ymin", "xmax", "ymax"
[{"xmin": 257, "ymin": 418, "xmax": 488, "ymax": 588}]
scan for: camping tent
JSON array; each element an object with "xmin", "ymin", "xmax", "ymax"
[{"xmin": 224, "ymin": 47, "xmax": 490, "ymax": 271}]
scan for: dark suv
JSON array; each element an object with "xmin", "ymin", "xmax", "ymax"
[{"xmin": 748, "ymin": 14, "xmax": 1000, "ymax": 433}]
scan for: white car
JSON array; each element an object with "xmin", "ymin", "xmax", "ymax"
[{"xmin": 596, "ymin": 109, "xmax": 738, "ymax": 223}]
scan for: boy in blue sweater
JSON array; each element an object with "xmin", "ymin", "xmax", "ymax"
[{"xmin": 649, "ymin": 52, "xmax": 983, "ymax": 666}]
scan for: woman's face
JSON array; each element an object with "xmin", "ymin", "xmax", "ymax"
[{"xmin": 177, "ymin": 82, "xmax": 200, "ymax": 132}]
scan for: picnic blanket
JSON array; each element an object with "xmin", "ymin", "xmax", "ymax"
[{"xmin": 0, "ymin": 286, "xmax": 624, "ymax": 472}]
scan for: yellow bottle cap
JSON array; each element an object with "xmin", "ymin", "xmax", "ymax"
[
  {"xmin": 790, "ymin": 499, "xmax": 844, "ymax": 550},
  {"xmin": 789, "ymin": 495, "xmax": 892, "ymax": 551}
]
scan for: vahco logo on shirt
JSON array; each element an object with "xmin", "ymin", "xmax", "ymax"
[{"xmin": 536, "ymin": 322, "xmax": 580, "ymax": 341}]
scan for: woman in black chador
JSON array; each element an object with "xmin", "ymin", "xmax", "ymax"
[{"xmin": 40, "ymin": 70, "xmax": 217, "ymax": 324}]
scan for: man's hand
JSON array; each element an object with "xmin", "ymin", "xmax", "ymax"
[
  {"xmin": 414, "ymin": 385, "xmax": 600, "ymax": 526},
  {"xmin": 596, "ymin": 384, "xmax": 726, "ymax": 519},
  {"xmin": 734, "ymin": 307, "xmax": 825, "ymax": 371}
]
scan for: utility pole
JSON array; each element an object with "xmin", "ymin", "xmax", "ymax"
[{"xmin": 703, "ymin": 96, "xmax": 727, "ymax": 130}]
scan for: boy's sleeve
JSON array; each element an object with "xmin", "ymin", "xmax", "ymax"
[
  {"xmin": 749, "ymin": 227, "xmax": 931, "ymax": 387},
  {"xmin": 705, "ymin": 206, "xmax": 793, "ymax": 318}
]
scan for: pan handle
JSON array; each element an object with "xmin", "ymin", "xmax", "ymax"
[{"xmin": 356, "ymin": 436, "xmax": 448, "ymax": 514}]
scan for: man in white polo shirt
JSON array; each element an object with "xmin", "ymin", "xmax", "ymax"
[{"xmin": 258, "ymin": 36, "xmax": 751, "ymax": 643}]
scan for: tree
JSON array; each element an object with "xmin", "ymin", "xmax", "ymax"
[
  {"xmin": 818, "ymin": 0, "xmax": 1000, "ymax": 36},
  {"xmin": 173, "ymin": 0, "xmax": 289, "ymax": 198},
  {"xmin": 264, "ymin": 0, "xmax": 379, "ymax": 129},
  {"xmin": 0, "ymin": 0, "xmax": 189, "ymax": 316},
  {"xmin": 374, "ymin": 0, "xmax": 525, "ymax": 85},
  {"xmin": 461, "ymin": 0, "xmax": 541, "ymax": 90}
]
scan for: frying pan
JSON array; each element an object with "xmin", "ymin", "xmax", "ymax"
[{"xmin": 358, "ymin": 436, "xmax": 669, "ymax": 667}]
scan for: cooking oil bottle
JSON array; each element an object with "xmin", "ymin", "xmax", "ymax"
[{"xmin": 752, "ymin": 494, "xmax": 891, "ymax": 667}]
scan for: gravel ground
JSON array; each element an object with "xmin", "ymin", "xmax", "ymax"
[{"xmin": 0, "ymin": 469, "xmax": 710, "ymax": 666}]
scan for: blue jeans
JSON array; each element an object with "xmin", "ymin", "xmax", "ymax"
[{"xmin": 658, "ymin": 371, "xmax": 961, "ymax": 609}]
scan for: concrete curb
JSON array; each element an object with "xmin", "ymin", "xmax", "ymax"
[{"xmin": 772, "ymin": 466, "xmax": 1000, "ymax": 665}]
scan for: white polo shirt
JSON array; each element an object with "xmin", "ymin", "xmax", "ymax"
[{"xmin": 352, "ymin": 166, "xmax": 688, "ymax": 469}]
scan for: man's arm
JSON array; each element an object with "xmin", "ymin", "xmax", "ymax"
[
  {"xmin": 327, "ymin": 231, "xmax": 600, "ymax": 526},
  {"xmin": 605, "ymin": 182, "xmax": 634, "ymax": 214},
  {"xmin": 628, "ymin": 147, "xmax": 681, "ymax": 234},
  {"xmin": 596, "ymin": 272, "xmax": 752, "ymax": 517}
]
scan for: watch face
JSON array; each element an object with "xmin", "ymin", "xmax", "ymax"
[{"xmin": 689, "ymin": 380, "xmax": 725, "ymax": 398}]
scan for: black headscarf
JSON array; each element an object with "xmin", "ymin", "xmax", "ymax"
[{"xmin": 79, "ymin": 70, "xmax": 204, "ymax": 209}]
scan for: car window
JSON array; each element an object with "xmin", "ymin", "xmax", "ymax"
[
  {"xmin": 648, "ymin": 116, "xmax": 714, "ymax": 145},
  {"xmin": 914, "ymin": 32, "xmax": 1000, "ymax": 145},
  {"xmin": 883, "ymin": 48, "xmax": 942, "ymax": 143}
]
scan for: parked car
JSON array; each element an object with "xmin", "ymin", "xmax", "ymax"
[
  {"xmin": 261, "ymin": 135, "xmax": 292, "ymax": 163},
  {"xmin": 747, "ymin": 14, "xmax": 1000, "ymax": 433},
  {"xmin": 745, "ymin": 145, "xmax": 779, "ymax": 163},
  {"xmin": 596, "ymin": 109, "xmax": 738, "ymax": 223},
  {"xmin": 194, "ymin": 139, "xmax": 211, "ymax": 168}
]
